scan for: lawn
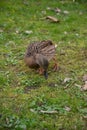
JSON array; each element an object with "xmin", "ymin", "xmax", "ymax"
[{"xmin": 0, "ymin": 0, "xmax": 87, "ymax": 130}]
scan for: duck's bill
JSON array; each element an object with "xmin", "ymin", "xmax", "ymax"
[{"xmin": 44, "ymin": 71, "xmax": 48, "ymax": 79}]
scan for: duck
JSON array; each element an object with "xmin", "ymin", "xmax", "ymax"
[{"xmin": 24, "ymin": 40, "xmax": 58, "ymax": 79}]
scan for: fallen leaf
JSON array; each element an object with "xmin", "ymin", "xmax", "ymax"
[
  {"xmin": 25, "ymin": 30, "xmax": 33, "ymax": 34},
  {"xmin": 63, "ymin": 10, "xmax": 69, "ymax": 14},
  {"xmin": 46, "ymin": 16, "xmax": 60, "ymax": 23},
  {"xmin": 63, "ymin": 77, "xmax": 72, "ymax": 83},
  {"xmin": 82, "ymin": 81, "xmax": 87, "ymax": 91}
]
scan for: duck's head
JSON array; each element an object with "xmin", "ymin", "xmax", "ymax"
[
  {"xmin": 34, "ymin": 54, "xmax": 49, "ymax": 79},
  {"xmin": 43, "ymin": 70, "xmax": 48, "ymax": 79}
]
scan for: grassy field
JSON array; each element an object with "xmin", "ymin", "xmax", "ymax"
[{"xmin": 0, "ymin": 0, "xmax": 87, "ymax": 129}]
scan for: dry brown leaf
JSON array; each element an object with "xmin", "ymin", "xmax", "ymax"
[
  {"xmin": 82, "ymin": 81, "xmax": 87, "ymax": 91},
  {"xmin": 46, "ymin": 16, "xmax": 60, "ymax": 23}
]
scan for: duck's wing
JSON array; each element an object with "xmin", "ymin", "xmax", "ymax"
[
  {"xmin": 40, "ymin": 44, "xmax": 56, "ymax": 61},
  {"xmin": 25, "ymin": 40, "xmax": 56, "ymax": 60}
]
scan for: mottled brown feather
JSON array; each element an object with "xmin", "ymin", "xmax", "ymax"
[
  {"xmin": 25, "ymin": 40, "xmax": 56, "ymax": 61},
  {"xmin": 24, "ymin": 40, "xmax": 57, "ymax": 78}
]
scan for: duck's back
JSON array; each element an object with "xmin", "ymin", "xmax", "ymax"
[{"xmin": 25, "ymin": 40, "xmax": 56, "ymax": 61}]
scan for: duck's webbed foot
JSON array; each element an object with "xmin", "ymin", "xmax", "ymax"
[
  {"xmin": 52, "ymin": 57, "xmax": 60, "ymax": 71},
  {"xmin": 53, "ymin": 63, "xmax": 59, "ymax": 71}
]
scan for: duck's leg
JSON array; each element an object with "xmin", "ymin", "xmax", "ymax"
[
  {"xmin": 38, "ymin": 68, "xmax": 48, "ymax": 79},
  {"xmin": 38, "ymin": 67, "xmax": 44, "ymax": 75},
  {"xmin": 52, "ymin": 57, "xmax": 59, "ymax": 71}
]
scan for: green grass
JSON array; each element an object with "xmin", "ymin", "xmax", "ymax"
[{"xmin": 0, "ymin": 0, "xmax": 87, "ymax": 129}]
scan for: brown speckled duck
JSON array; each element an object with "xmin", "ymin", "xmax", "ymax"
[{"xmin": 24, "ymin": 40, "xmax": 58, "ymax": 79}]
